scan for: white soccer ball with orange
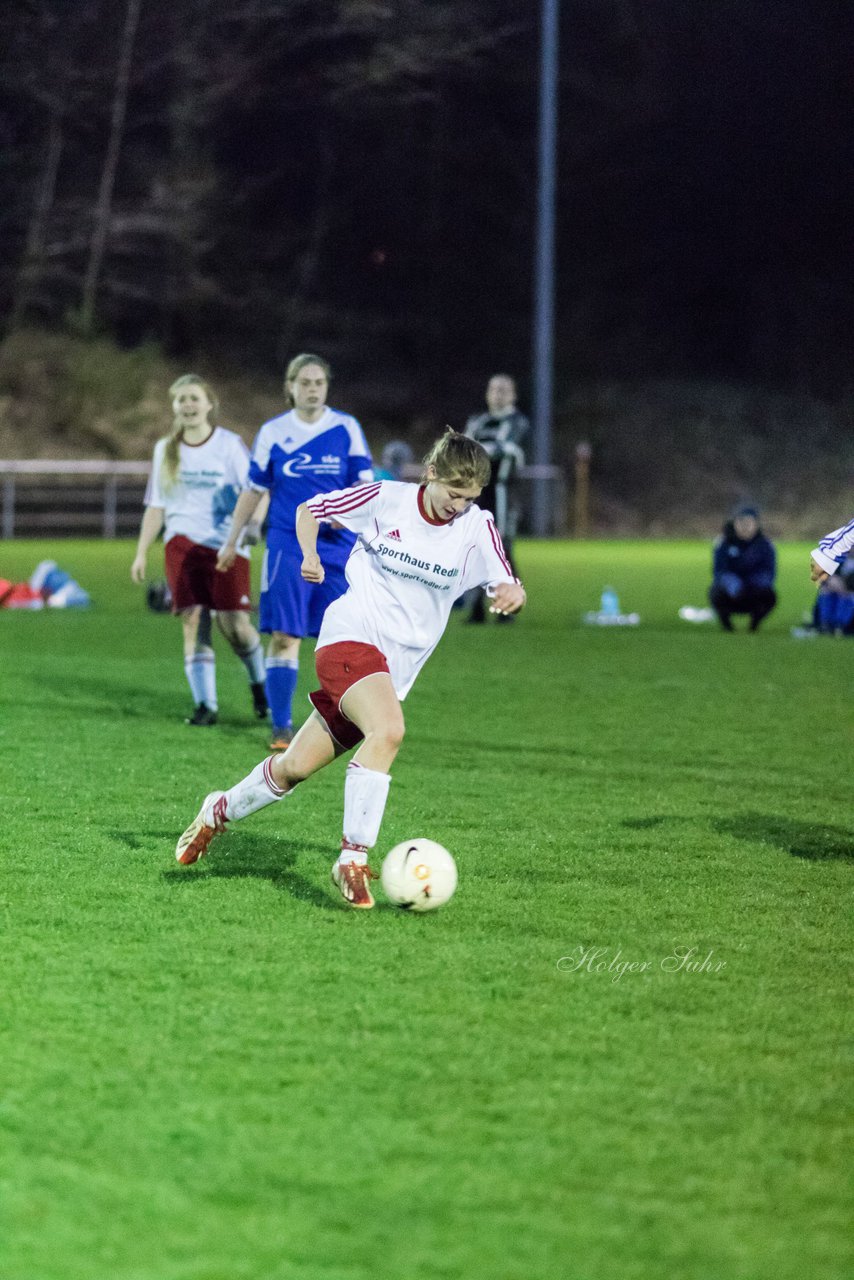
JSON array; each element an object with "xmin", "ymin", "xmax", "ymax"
[{"xmin": 380, "ymin": 839, "xmax": 458, "ymax": 911}]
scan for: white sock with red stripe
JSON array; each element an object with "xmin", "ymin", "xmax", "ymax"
[
  {"xmin": 207, "ymin": 758, "xmax": 289, "ymax": 825},
  {"xmin": 339, "ymin": 762, "xmax": 391, "ymax": 863}
]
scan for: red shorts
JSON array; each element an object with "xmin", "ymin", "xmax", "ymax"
[
  {"xmin": 309, "ymin": 642, "xmax": 390, "ymax": 750},
  {"xmin": 165, "ymin": 535, "xmax": 252, "ymax": 612}
]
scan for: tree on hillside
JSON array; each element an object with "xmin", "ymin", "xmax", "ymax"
[
  {"xmin": 5, "ymin": 1, "xmax": 98, "ymax": 325},
  {"xmin": 0, "ymin": 0, "xmax": 850, "ymax": 399},
  {"xmin": 79, "ymin": 0, "xmax": 144, "ymax": 333}
]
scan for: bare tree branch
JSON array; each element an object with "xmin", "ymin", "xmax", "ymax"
[{"xmin": 79, "ymin": 0, "xmax": 143, "ymax": 332}]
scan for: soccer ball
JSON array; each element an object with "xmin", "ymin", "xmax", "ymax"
[{"xmin": 380, "ymin": 839, "xmax": 458, "ymax": 912}]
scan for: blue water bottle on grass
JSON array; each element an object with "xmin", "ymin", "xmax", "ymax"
[{"xmin": 600, "ymin": 587, "xmax": 620, "ymax": 617}]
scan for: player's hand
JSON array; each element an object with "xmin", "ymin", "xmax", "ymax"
[
  {"xmin": 217, "ymin": 544, "xmax": 238, "ymax": 573},
  {"xmin": 490, "ymin": 583, "xmax": 526, "ymax": 615},
  {"xmin": 809, "ymin": 558, "xmax": 830, "ymax": 584},
  {"xmin": 130, "ymin": 555, "xmax": 146, "ymax": 583},
  {"xmin": 301, "ymin": 552, "xmax": 324, "ymax": 583}
]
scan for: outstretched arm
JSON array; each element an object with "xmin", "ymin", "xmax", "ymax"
[
  {"xmin": 489, "ymin": 581, "xmax": 526, "ymax": 616},
  {"xmin": 475, "ymin": 513, "xmax": 526, "ymax": 614},
  {"xmin": 217, "ymin": 488, "xmax": 264, "ymax": 572},
  {"xmin": 131, "ymin": 506, "xmax": 165, "ymax": 582},
  {"xmin": 810, "ymin": 518, "xmax": 854, "ymax": 581},
  {"xmin": 295, "ymin": 503, "xmax": 325, "ymax": 583},
  {"xmin": 241, "ymin": 489, "xmax": 270, "ymax": 546}
]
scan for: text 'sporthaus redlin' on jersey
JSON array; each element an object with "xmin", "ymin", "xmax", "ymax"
[{"xmin": 307, "ymin": 480, "xmax": 517, "ymax": 698}]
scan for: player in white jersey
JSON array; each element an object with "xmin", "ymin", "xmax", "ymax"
[
  {"xmin": 810, "ymin": 518, "xmax": 854, "ymax": 581},
  {"xmin": 175, "ymin": 430, "xmax": 526, "ymax": 908},
  {"xmin": 131, "ymin": 375, "xmax": 268, "ymax": 726},
  {"xmin": 304, "ymin": 470, "xmax": 518, "ymax": 698}
]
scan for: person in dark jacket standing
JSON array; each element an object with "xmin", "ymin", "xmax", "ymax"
[
  {"xmin": 709, "ymin": 504, "xmax": 777, "ymax": 632},
  {"xmin": 464, "ymin": 373, "xmax": 529, "ymax": 623}
]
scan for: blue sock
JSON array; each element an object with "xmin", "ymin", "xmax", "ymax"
[
  {"xmin": 265, "ymin": 658, "xmax": 299, "ymax": 729},
  {"xmin": 815, "ymin": 593, "xmax": 836, "ymax": 633},
  {"xmin": 836, "ymin": 595, "xmax": 854, "ymax": 632}
]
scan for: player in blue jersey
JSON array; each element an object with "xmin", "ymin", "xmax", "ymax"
[{"xmin": 218, "ymin": 354, "xmax": 373, "ymax": 748}]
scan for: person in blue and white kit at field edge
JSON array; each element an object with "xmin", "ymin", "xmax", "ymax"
[
  {"xmin": 217, "ymin": 354, "xmax": 373, "ymax": 749},
  {"xmin": 809, "ymin": 517, "xmax": 854, "ymax": 583}
]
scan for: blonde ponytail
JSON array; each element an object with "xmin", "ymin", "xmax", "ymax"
[{"xmin": 422, "ymin": 428, "xmax": 491, "ymax": 489}]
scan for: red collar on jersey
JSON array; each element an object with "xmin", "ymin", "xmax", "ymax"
[
  {"xmin": 417, "ymin": 485, "xmax": 452, "ymax": 526},
  {"xmin": 180, "ymin": 427, "xmax": 215, "ymax": 448}
]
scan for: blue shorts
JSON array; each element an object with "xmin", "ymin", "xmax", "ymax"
[{"xmin": 259, "ymin": 536, "xmax": 350, "ymax": 638}]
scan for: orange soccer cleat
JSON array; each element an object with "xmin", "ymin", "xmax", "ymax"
[
  {"xmin": 331, "ymin": 859, "xmax": 379, "ymax": 909},
  {"xmin": 175, "ymin": 792, "xmax": 227, "ymax": 865}
]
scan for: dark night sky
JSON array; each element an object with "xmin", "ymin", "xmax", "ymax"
[
  {"xmin": 1, "ymin": 0, "xmax": 852, "ymax": 404},
  {"xmin": 550, "ymin": 1, "xmax": 852, "ymax": 386}
]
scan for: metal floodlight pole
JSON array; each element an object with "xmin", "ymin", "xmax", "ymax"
[{"xmin": 531, "ymin": 0, "xmax": 560, "ymax": 536}]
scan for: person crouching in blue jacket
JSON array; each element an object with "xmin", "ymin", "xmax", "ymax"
[{"xmin": 709, "ymin": 504, "xmax": 777, "ymax": 632}]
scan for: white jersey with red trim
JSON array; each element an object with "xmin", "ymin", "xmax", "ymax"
[
  {"xmin": 306, "ymin": 480, "xmax": 519, "ymax": 697},
  {"xmin": 811, "ymin": 517, "xmax": 854, "ymax": 576},
  {"xmin": 145, "ymin": 427, "xmax": 252, "ymax": 558}
]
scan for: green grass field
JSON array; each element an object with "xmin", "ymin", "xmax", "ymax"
[{"xmin": 0, "ymin": 538, "xmax": 850, "ymax": 1280}]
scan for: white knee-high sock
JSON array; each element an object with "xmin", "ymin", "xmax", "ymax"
[
  {"xmin": 185, "ymin": 646, "xmax": 217, "ymax": 708},
  {"xmin": 210, "ymin": 758, "xmax": 290, "ymax": 825},
  {"xmin": 341, "ymin": 761, "xmax": 391, "ymax": 860}
]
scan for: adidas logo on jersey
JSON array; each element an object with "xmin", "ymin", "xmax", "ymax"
[{"xmin": 385, "ymin": 528, "xmax": 402, "ymax": 541}]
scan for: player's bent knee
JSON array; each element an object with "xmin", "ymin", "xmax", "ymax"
[
  {"xmin": 276, "ymin": 759, "xmax": 304, "ymax": 787},
  {"xmin": 269, "ymin": 632, "xmax": 300, "ymax": 659},
  {"xmin": 372, "ymin": 718, "xmax": 405, "ymax": 754},
  {"xmin": 230, "ymin": 618, "xmax": 257, "ymax": 647}
]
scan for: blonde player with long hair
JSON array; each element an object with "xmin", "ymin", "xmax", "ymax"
[{"xmin": 131, "ymin": 374, "xmax": 268, "ymax": 725}]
